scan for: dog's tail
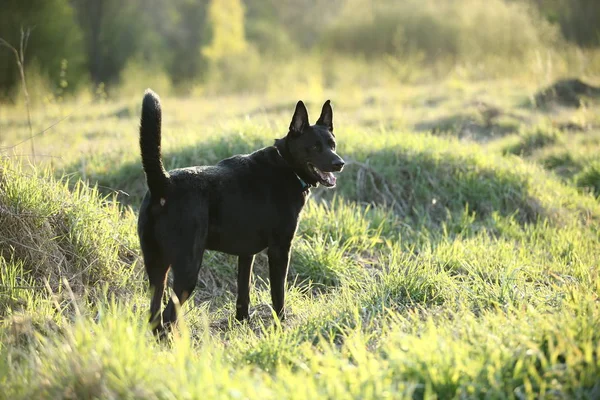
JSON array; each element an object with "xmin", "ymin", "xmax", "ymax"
[{"xmin": 140, "ymin": 89, "xmax": 169, "ymax": 199}]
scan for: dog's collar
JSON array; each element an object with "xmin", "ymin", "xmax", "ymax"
[
  {"xmin": 294, "ymin": 173, "xmax": 310, "ymax": 192},
  {"xmin": 273, "ymin": 145, "xmax": 311, "ymax": 192}
]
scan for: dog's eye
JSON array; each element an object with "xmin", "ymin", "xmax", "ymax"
[
  {"xmin": 328, "ymin": 140, "xmax": 336, "ymax": 151},
  {"xmin": 312, "ymin": 143, "xmax": 322, "ymax": 152}
]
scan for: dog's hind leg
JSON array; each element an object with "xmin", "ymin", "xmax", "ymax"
[
  {"xmin": 235, "ymin": 255, "xmax": 255, "ymax": 321},
  {"xmin": 147, "ymin": 257, "xmax": 170, "ymax": 331},
  {"xmin": 161, "ymin": 239, "xmax": 206, "ymax": 330},
  {"xmin": 141, "ymin": 239, "xmax": 170, "ymax": 333},
  {"xmin": 267, "ymin": 243, "xmax": 292, "ymax": 320}
]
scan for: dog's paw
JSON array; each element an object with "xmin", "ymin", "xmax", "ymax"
[{"xmin": 235, "ymin": 311, "xmax": 250, "ymax": 322}]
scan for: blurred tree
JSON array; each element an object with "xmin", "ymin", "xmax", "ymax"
[
  {"xmin": 0, "ymin": 0, "xmax": 86, "ymax": 99},
  {"xmin": 321, "ymin": 0, "xmax": 560, "ymax": 63},
  {"xmin": 72, "ymin": 0, "xmax": 155, "ymax": 86},
  {"xmin": 159, "ymin": 0, "xmax": 208, "ymax": 86},
  {"xmin": 243, "ymin": 0, "xmax": 296, "ymax": 56},
  {"xmin": 203, "ymin": 0, "xmax": 248, "ymax": 62},
  {"xmin": 532, "ymin": 0, "xmax": 600, "ymax": 47},
  {"xmin": 261, "ymin": 0, "xmax": 344, "ymax": 48}
]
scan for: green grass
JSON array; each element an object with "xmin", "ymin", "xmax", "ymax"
[
  {"xmin": 575, "ymin": 161, "xmax": 600, "ymax": 198},
  {"xmin": 1, "ymin": 77, "xmax": 600, "ymax": 398},
  {"xmin": 501, "ymin": 124, "xmax": 563, "ymax": 156}
]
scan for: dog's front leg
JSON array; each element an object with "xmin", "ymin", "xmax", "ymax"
[
  {"xmin": 267, "ymin": 244, "xmax": 291, "ymax": 320},
  {"xmin": 236, "ymin": 255, "xmax": 255, "ymax": 321}
]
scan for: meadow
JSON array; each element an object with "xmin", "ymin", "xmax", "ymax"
[{"xmin": 1, "ymin": 65, "xmax": 600, "ymax": 398}]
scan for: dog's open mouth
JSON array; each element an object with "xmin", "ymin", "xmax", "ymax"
[{"xmin": 307, "ymin": 163, "xmax": 337, "ymax": 187}]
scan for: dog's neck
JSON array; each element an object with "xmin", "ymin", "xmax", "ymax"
[{"xmin": 273, "ymin": 136, "xmax": 314, "ymax": 191}]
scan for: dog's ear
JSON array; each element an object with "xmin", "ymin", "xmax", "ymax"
[
  {"xmin": 316, "ymin": 100, "xmax": 333, "ymax": 133},
  {"xmin": 289, "ymin": 101, "xmax": 309, "ymax": 135}
]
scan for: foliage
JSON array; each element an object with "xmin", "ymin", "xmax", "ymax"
[
  {"xmin": 322, "ymin": 0, "xmax": 560, "ymax": 62},
  {"xmin": 0, "ymin": 0, "xmax": 86, "ymax": 99},
  {"xmin": 158, "ymin": 0, "xmax": 208, "ymax": 87},
  {"xmin": 202, "ymin": 0, "xmax": 248, "ymax": 62},
  {"xmin": 533, "ymin": 0, "xmax": 600, "ymax": 47},
  {"xmin": 71, "ymin": 0, "xmax": 158, "ymax": 87},
  {"xmin": 2, "ymin": 0, "xmax": 600, "ymax": 99}
]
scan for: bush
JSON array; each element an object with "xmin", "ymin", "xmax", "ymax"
[
  {"xmin": 321, "ymin": 0, "xmax": 560, "ymax": 65},
  {"xmin": 534, "ymin": 0, "xmax": 600, "ymax": 47},
  {"xmin": 0, "ymin": 0, "xmax": 87, "ymax": 99}
]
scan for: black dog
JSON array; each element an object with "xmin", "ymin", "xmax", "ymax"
[{"xmin": 137, "ymin": 90, "xmax": 344, "ymax": 333}]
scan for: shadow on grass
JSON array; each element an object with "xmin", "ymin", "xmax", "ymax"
[
  {"xmin": 60, "ymin": 136, "xmax": 557, "ymax": 307},
  {"xmin": 532, "ymin": 78, "xmax": 600, "ymax": 109},
  {"xmin": 64, "ymin": 134, "xmax": 549, "ymax": 230},
  {"xmin": 414, "ymin": 113, "xmax": 519, "ymax": 141},
  {"xmin": 501, "ymin": 125, "xmax": 563, "ymax": 157},
  {"xmin": 56, "ymin": 136, "xmax": 581, "ymax": 344},
  {"xmin": 517, "ymin": 78, "xmax": 600, "ymax": 111},
  {"xmin": 317, "ymin": 146, "xmax": 548, "ymax": 229}
]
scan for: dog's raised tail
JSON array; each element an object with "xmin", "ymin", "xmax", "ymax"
[{"xmin": 140, "ymin": 89, "xmax": 169, "ymax": 199}]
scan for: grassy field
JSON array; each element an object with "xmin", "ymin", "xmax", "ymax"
[{"xmin": 1, "ymin": 76, "xmax": 600, "ymax": 399}]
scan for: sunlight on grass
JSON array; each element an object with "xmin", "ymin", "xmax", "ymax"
[{"xmin": 1, "ymin": 73, "xmax": 600, "ymax": 398}]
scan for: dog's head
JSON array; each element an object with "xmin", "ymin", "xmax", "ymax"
[{"xmin": 284, "ymin": 100, "xmax": 344, "ymax": 188}]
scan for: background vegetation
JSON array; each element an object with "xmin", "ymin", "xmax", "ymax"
[
  {"xmin": 1, "ymin": 0, "xmax": 600, "ymax": 399},
  {"xmin": 1, "ymin": 0, "xmax": 600, "ymax": 99}
]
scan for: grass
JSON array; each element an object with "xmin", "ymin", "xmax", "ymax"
[
  {"xmin": 0, "ymin": 75, "xmax": 600, "ymax": 398},
  {"xmin": 501, "ymin": 124, "xmax": 563, "ymax": 156}
]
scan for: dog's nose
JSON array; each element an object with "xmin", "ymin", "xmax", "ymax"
[{"xmin": 332, "ymin": 159, "xmax": 345, "ymax": 171}]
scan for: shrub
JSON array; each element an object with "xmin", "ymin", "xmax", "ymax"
[{"xmin": 321, "ymin": 0, "xmax": 560, "ymax": 65}]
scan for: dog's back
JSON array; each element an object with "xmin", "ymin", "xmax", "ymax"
[{"xmin": 140, "ymin": 149, "xmax": 306, "ymax": 257}]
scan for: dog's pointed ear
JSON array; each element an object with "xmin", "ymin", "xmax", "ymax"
[
  {"xmin": 316, "ymin": 100, "xmax": 333, "ymax": 133},
  {"xmin": 289, "ymin": 101, "xmax": 309, "ymax": 135}
]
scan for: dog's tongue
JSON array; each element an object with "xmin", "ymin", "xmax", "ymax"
[{"xmin": 318, "ymin": 170, "xmax": 336, "ymax": 186}]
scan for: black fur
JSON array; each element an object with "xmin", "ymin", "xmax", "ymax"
[
  {"xmin": 137, "ymin": 90, "xmax": 344, "ymax": 334},
  {"xmin": 139, "ymin": 91, "xmax": 169, "ymax": 199}
]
